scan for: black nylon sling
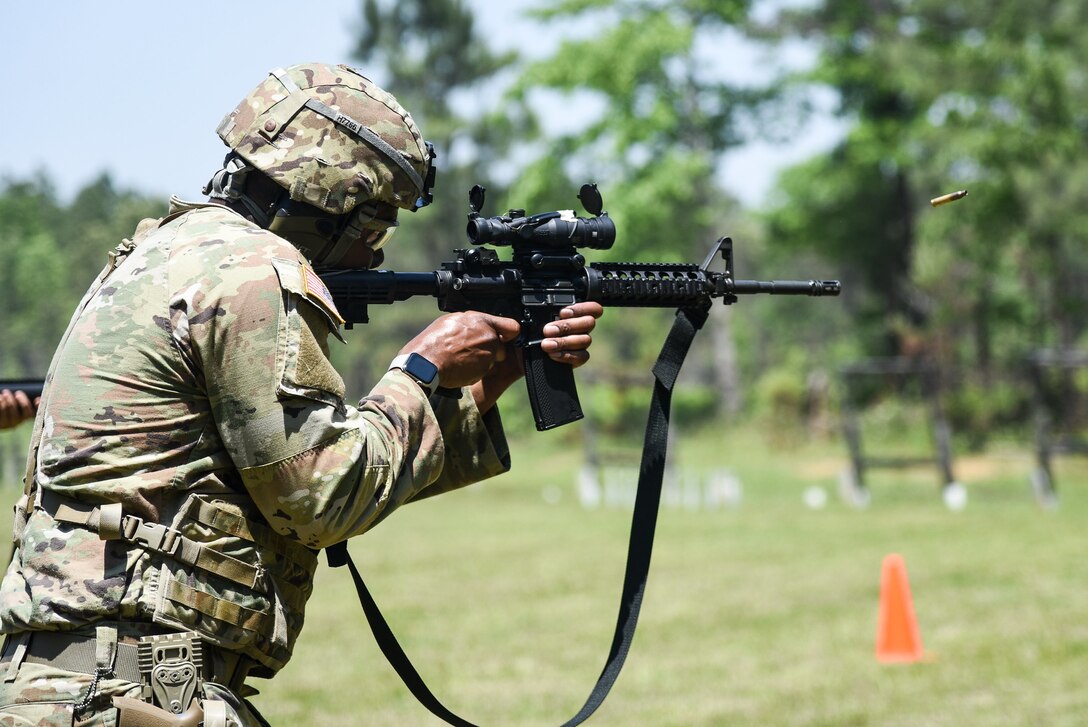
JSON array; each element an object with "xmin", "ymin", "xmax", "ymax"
[{"xmin": 328, "ymin": 303, "xmax": 710, "ymax": 726}]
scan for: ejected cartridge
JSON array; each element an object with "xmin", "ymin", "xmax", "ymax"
[{"xmin": 930, "ymin": 190, "xmax": 968, "ymax": 207}]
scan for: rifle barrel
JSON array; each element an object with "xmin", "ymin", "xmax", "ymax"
[{"xmin": 731, "ymin": 279, "xmax": 841, "ymax": 296}]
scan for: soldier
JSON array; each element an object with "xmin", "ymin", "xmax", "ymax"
[
  {"xmin": 0, "ymin": 390, "xmax": 36, "ymax": 430},
  {"xmin": 0, "ymin": 63, "xmax": 602, "ymax": 726}
]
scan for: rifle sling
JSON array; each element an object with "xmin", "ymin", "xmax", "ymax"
[{"xmin": 328, "ymin": 303, "xmax": 709, "ymax": 726}]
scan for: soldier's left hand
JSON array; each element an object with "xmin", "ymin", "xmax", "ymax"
[
  {"xmin": 470, "ymin": 302, "xmax": 603, "ymax": 412},
  {"xmin": 539, "ymin": 302, "xmax": 603, "ymax": 367}
]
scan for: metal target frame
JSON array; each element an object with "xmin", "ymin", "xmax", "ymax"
[
  {"xmin": 837, "ymin": 356, "xmax": 960, "ymax": 507},
  {"xmin": 1025, "ymin": 348, "xmax": 1088, "ymax": 508}
]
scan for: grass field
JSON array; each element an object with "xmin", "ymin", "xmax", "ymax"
[
  {"xmin": 253, "ymin": 425, "xmax": 1087, "ymax": 726},
  {"xmin": 2, "ymin": 423, "xmax": 1086, "ymax": 725}
]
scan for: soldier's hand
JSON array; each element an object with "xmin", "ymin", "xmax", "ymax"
[
  {"xmin": 0, "ymin": 389, "xmax": 36, "ymax": 430},
  {"xmin": 470, "ymin": 302, "xmax": 604, "ymax": 413},
  {"xmin": 399, "ymin": 312, "xmax": 521, "ymax": 390},
  {"xmin": 539, "ymin": 302, "xmax": 603, "ymax": 367}
]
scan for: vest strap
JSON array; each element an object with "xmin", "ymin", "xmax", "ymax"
[{"xmin": 39, "ymin": 491, "xmax": 261, "ymax": 590}]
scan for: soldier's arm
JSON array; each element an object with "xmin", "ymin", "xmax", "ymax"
[{"xmin": 187, "ymin": 250, "xmax": 508, "ymax": 548}]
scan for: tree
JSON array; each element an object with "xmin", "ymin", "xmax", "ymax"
[
  {"xmin": 762, "ymin": 0, "xmax": 1088, "ymax": 435},
  {"xmin": 765, "ymin": 0, "xmax": 1088, "ymax": 374},
  {"xmin": 0, "ymin": 173, "xmax": 163, "ymax": 378},
  {"xmin": 506, "ymin": 0, "xmax": 762, "ymax": 257}
]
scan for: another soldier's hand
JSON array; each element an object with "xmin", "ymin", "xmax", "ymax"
[
  {"xmin": 399, "ymin": 312, "xmax": 521, "ymax": 390},
  {"xmin": 0, "ymin": 389, "xmax": 36, "ymax": 430}
]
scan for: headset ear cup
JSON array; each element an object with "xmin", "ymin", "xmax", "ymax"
[{"xmin": 416, "ymin": 141, "xmax": 437, "ymax": 209}]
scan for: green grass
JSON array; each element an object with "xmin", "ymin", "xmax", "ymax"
[{"xmin": 2, "ymin": 424, "xmax": 1086, "ymax": 725}]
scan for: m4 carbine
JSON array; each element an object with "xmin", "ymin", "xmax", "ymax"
[{"xmin": 320, "ymin": 184, "xmax": 840, "ymax": 430}]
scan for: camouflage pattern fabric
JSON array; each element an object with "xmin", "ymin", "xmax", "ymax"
[
  {"xmin": 0, "ymin": 200, "xmax": 509, "ymax": 698},
  {"xmin": 217, "ymin": 63, "xmax": 430, "ymax": 215},
  {"xmin": 0, "ymin": 660, "xmax": 137, "ymax": 727}
]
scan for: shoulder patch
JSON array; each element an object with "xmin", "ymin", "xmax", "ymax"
[
  {"xmin": 301, "ymin": 264, "xmax": 345, "ymax": 326},
  {"xmin": 271, "ymin": 258, "xmax": 345, "ymax": 341}
]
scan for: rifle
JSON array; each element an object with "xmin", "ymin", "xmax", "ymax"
[
  {"xmin": 321, "ymin": 183, "xmax": 840, "ymax": 431},
  {"xmin": 0, "ymin": 380, "xmax": 44, "ymax": 401}
]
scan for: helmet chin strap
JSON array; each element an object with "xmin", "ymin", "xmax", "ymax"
[{"xmin": 318, "ymin": 228, "xmax": 363, "ymax": 267}]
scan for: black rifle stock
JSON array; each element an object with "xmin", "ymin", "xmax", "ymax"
[{"xmin": 321, "ymin": 184, "xmax": 840, "ymax": 431}]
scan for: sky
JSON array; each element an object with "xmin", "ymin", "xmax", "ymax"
[{"xmin": 0, "ymin": 1, "xmax": 846, "ymax": 209}]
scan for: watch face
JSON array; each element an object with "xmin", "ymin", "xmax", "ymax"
[{"xmin": 406, "ymin": 353, "xmax": 438, "ymax": 386}]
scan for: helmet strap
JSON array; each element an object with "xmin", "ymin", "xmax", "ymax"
[{"xmin": 204, "ymin": 153, "xmax": 274, "ymax": 228}]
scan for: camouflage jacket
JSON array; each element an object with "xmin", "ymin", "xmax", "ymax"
[{"xmin": 0, "ymin": 200, "xmax": 510, "ymax": 676}]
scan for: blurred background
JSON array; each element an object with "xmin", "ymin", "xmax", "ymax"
[{"xmin": 1, "ymin": 1, "xmax": 1086, "ymax": 725}]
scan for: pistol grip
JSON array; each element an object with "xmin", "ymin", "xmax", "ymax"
[{"xmin": 523, "ymin": 343, "xmax": 583, "ymax": 431}]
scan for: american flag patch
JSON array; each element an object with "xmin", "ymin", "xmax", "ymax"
[{"xmin": 301, "ymin": 264, "xmax": 345, "ymax": 325}]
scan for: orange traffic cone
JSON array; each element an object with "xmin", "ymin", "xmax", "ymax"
[{"xmin": 875, "ymin": 553, "xmax": 925, "ymax": 663}]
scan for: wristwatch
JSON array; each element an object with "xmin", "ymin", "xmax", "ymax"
[{"xmin": 388, "ymin": 353, "xmax": 440, "ymax": 396}]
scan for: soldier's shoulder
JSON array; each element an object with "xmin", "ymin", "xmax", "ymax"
[{"xmin": 169, "ymin": 206, "xmax": 303, "ymax": 271}]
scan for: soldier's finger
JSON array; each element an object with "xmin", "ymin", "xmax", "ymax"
[
  {"xmin": 481, "ymin": 314, "xmax": 521, "ymax": 342},
  {"xmin": 558, "ymin": 302, "xmax": 604, "ymax": 320},
  {"xmin": 540, "ymin": 334, "xmax": 592, "ymax": 352},
  {"xmin": 547, "ymin": 349, "xmax": 590, "ymax": 367},
  {"xmin": 543, "ymin": 315, "xmax": 596, "ymax": 337}
]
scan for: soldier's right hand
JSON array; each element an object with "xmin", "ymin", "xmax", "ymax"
[{"xmin": 398, "ymin": 312, "xmax": 522, "ymax": 390}]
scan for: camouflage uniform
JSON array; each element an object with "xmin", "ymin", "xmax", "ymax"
[{"xmin": 0, "ymin": 198, "xmax": 510, "ymax": 725}]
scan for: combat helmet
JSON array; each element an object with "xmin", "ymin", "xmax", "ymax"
[{"xmin": 209, "ymin": 63, "xmax": 436, "ymax": 263}]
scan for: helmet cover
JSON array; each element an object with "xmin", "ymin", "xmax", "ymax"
[{"xmin": 216, "ymin": 63, "xmax": 434, "ymax": 215}]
